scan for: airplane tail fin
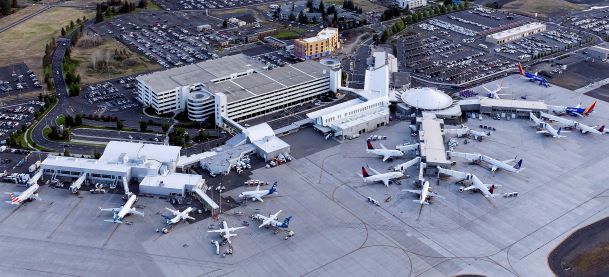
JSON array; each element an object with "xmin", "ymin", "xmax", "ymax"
[
  {"xmin": 514, "ymin": 159, "xmax": 523, "ymax": 170},
  {"xmin": 599, "ymin": 125, "xmax": 605, "ymax": 133},
  {"xmin": 558, "ymin": 127, "xmax": 562, "ymax": 136},
  {"xmin": 489, "ymin": 184, "xmax": 495, "ymax": 194},
  {"xmin": 269, "ymin": 182, "xmax": 277, "ymax": 194},
  {"xmin": 517, "ymin": 63, "xmax": 525, "ymax": 75},
  {"xmin": 361, "ymin": 166, "xmax": 370, "ymax": 177},
  {"xmin": 366, "ymin": 140, "xmax": 374, "ymax": 150},
  {"xmin": 280, "ymin": 216, "xmax": 292, "ymax": 228},
  {"xmin": 584, "ymin": 101, "xmax": 597, "ymax": 116}
]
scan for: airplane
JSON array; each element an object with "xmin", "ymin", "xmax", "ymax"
[
  {"xmin": 5, "ymin": 183, "xmax": 40, "ymax": 205},
  {"xmin": 540, "ymin": 112, "xmax": 604, "ymax": 135},
  {"xmin": 530, "ymin": 112, "xmax": 566, "ymax": 138},
  {"xmin": 360, "ymin": 166, "xmax": 403, "ymax": 187},
  {"xmin": 403, "ymin": 180, "xmax": 444, "ymax": 206},
  {"xmin": 99, "ymin": 193, "xmax": 144, "ymax": 223},
  {"xmin": 548, "ymin": 101, "xmax": 596, "ymax": 117},
  {"xmin": 438, "ymin": 167, "xmax": 500, "ymax": 198},
  {"xmin": 517, "ymin": 63, "xmax": 549, "ymax": 87},
  {"xmin": 238, "ymin": 182, "xmax": 277, "ymax": 202},
  {"xmin": 395, "ymin": 143, "xmax": 419, "ymax": 153},
  {"xmin": 447, "ymin": 151, "xmax": 523, "ymax": 174},
  {"xmin": 481, "ymin": 81, "xmax": 509, "ymax": 99},
  {"xmin": 367, "ymin": 140, "xmax": 403, "ymax": 162},
  {"xmin": 163, "ymin": 207, "xmax": 195, "ymax": 225},
  {"xmin": 252, "ymin": 210, "xmax": 292, "ymax": 229},
  {"xmin": 444, "ymin": 125, "xmax": 489, "ymax": 140},
  {"xmin": 207, "ymin": 220, "xmax": 246, "ymax": 244}
]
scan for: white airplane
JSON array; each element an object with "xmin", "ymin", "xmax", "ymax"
[
  {"xmin": 438, "ymin": 167, "xmax": 500, "ymax": 198},
  {"xmin": 393, "ymin": 157, "xmax": 421, "ymax": 172},
  {"xmin": 530, "ymin": 112, "xmax": 565, "ymax": 138},
  {"xmin": 395, "ymin": 143, "xmax": 419, "ymax": 152},
  {"xmin": 238, "ymin": 182, "xmax": 277, "ymax": 202},
  {"xmin": 403, "ymin": 180, "xmax": 444, "ymax": 206},
  {"xmin": 5, "ymin": 183, "xmax": 40, "ymax": 205},
  {"xmin": 447, "ymin": 151, "xmax": 523, "ymax": 174},
  {"xmin": 481, "ymin": 81, "xmax": 509, "ymax": 99},
  {"xmin": 366, "ymin": 140, "xmax": 403, "ymax": 162},
  {"xmin": 540, "ymin": 112, "xmax": 605, "ymax": 135},
  {"xmin": 252, "ymin": 210, "xmax": 292, "ymax": 229},
  {"xmin": 360, "ymin": 166, "xmax": 403, "ymax": 187},
  {"xmin": 444, "ymin": 125, "xmax": 489, "ymax": 140},
  {"xmin": 163, "ymin": 207, "xmax": 195, "ymax": 225},
  {"xmin": 207, "ymin": 220, "xmax": 246, "ymax": 244},
  {"xmin": 99, "ymin": 193, "xmax": 144, "ymax": 223}
]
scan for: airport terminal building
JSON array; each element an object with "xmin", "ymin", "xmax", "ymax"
[{"xmin": 136, "ymin": 54, "xmax": 332, "ymax": 124}]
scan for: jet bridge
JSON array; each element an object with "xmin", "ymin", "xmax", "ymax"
[
  {"xmin": 28, "ymin": 171, "xmax": 43, "ymax": 186},
  {"xmin": 70, "ymin": 173, "xmax": 87, "ymax": 194},
  {"xmin": 193, "ymin": 187, "xmax": 219, "ymax": 213},
  {"xmin": 122, "ymin": 177, "xmax": 130, "ymax": 195}
]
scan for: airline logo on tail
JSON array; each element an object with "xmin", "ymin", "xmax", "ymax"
[
  {"xmin": 599, "ymin": 126, "xmax": 605, "ymax": 133},
  {"xmin": 583, "ymin": 101, "xmax": 596, "ymax": 116},
  {"xmin": 279, "ymin": 216, "xmax": 292, "ymax": 228},
  {"xmin": 489, "ymin": 185, "xmax": 495, "ymax": 194},
  {"xmin": 517, "ymin": 63, "xmax": 525, "ymax": 75},
  {"xmin": 361, "ymin": 167, "xmax": 370, "ymax": 178},
  {"xmin": 9, "ymin": 193, "xmax": 19, "ymax": 204},
  {"xmin": 367, "ymin": 140, "xmax": 374, "ymax": 150},
  {"xmin": 514, "ymin": 159, "xmax": 523, "ymax": 170},
  {"xmin": 267, "ymin": 182, "xmax": 278, "ymax": 195},
  {"xmin": 558, "ymin": 127, "xmax": 562, "ymax": 136}
]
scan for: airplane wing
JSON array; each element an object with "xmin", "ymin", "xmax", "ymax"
[
  {"xmin": 130, "ymin": 208, "xmax": 144, "ymax": 217},
  {"xmin": 99, "ymin": 207, "xmax": 121, "ymax": 213},
  {"xmin": 429, "ymin": 192, "xmax": 444, "ymax": 199},
  {"xmin": 207, "ymin": 229, "xmax": 223, "ymax": 233},
  {"xmin": 254, "ymin": 195, "xmax": 264, "ymax": 202},
  {"xmin": 403, "ymin": 189, "xmax": 422, "ymax": 195},
  {"xmin": 381, "ymin": 179, "xmax": 390, "ymax": 187},
  {"xmin": 367, "ymin": 166, "xmax": 381, "ymax": 175},
  {"xmin": 259, "ymin": 218, "xmax": 272, "ymax": 228},
  {"xmin": 379, "ymin": 143, "xmax": 387, "ymax": 149},
  {"xmin": 185, "ymin": 215, "xmax": 195, "ymax": 221},
  {"xmin": 461, "ymin": 185, "xmax": 476, "ymax": 191},
  {"xmin": 227, "ymin": 226, "xmax": 246, "ymax": 232},
  {"xmin": 382, "ymin": 155, "xmax": 390, "ymax": 162},
  {"xmin": 165, "ymin": 207, "xmax": 180, "ymax": 216}
]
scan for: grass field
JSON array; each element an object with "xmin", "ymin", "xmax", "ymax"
[
  {"xmin": 275, "ymin": 27, "xmax": 307, "ymax": 39},
  {"xmin": 0, "ymin": 7, "xmax": 94, "ymax": 82},
  {"xmin": 324, "ymin": 0, "xmax": 386, "ymax": 12},
  {"xmin": 70, "ymin": 38, "xmax": 160, "ymax": 84},
  {"xmin": 501, "ymin": 0, "xmax": 584, "ymax": 18}
]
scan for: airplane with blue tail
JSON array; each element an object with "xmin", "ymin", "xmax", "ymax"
[
  {"xmin": 239, "ymin": 182, "xmax": 277, "ymax": 202},
  {"xmin": 252, "ymin": 210, "xmax": 292, "ymax": 229},
  {"xmin": 549, "ymin": 101, "xmax": 596, "ymax": 117},
  {"xmin": 518, "ymin": 63, "xmax": 549, "ymax": 87}
]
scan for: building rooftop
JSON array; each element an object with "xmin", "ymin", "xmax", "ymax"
[
  {"xmin": 487, "ymin": 22, "xmax": 546, "ymax": 40},
  {"xmin": 479, "ymin": 97, "xmax": 547, "ymax": 110},
  {"xmin": 402, "ymin": 87, "xmax": 453, "ymax": 110},
  {"xmin": 139, "ymin": 173, "xmax": 203, "ymax": 190},
  {"xmin": 136, "ymin": 54, "xmax": 266, "ymax": 93},
  {"xmin": 301, "ymin": 28, "xmax": 338, "ymax": 43},
  {"xmin": 100, "ymin": 141, "xmax": 181, "ymax": 165},
  {"xmin": 213, "ymin": 61, "xmax": 330, "ymax": 103},
  {"xmin": 419, "ymin": 116, "xmax": 449, "ymax": 165},
  {"xmin": 306, "ymin": 98, "xmax": 365, "ymax": 119}
]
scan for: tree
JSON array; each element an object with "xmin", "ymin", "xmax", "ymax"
[
  {"xmin": 0, "ymin": 0, "xmax": 11, "ymax": 16},
  {"xmin": 198, "ymin": 128, "xmax": 206, "ymax": 141},
  {"xmin": 12, "ymin": 0, "xmax": 17, "ymax": 8},
  {"xmin": 139, "ymin": 121, "xmax": 147, "ymax": 132},
  {"xmin": 93, "ymin": 149, "xmax": 101, "ymax": 159},
  {"xmin": 95, "ymin": 4, "xmax": 104, "ymax": 23},
  {"xmin": 74, "ymin": 114, "xmax": 82, "ymax": 126},
  {"xmin": 65, "ymin": 115, "xmax": 74, "ymax": 127},
  {"xmin": 222, "ymin": 19, "xmax": 228, "ymax": 28},
  {"xmin": 161, "ymin": 123, "xmax": 169, "ymax": 133},
  {"xmin": 116, "ymin": 120, "xmax": 123, "ymax": 130},
  {"xmin": 298, "ymin": 11, "xmax": 307, "ymax": 24},
  {"xmin": 319, "ymin": 0, "xmax": 326, "ymax": 20},
  {"xmin": 138, "ymin": 0, "xmax": 148, "ymax": 9},
  {"xmin": 61, "ymin": 27, "xmax": 66, "ymax": 37},
  {"xmin": 64, "ymin": 149, "xmax": 70, "ymax": 157},
  {"xmin": 306, "ymin": 0, "xmax": 313, "ymax": 10}
]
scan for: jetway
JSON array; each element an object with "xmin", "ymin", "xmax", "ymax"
[
  {"xmin": 193, "ymin": 187, "xmax": 219, "ymax": 213},
  {"xmin": 28, "ymin": 171, "xmax": 43, "ymax": 186},
  {"xmin": 70, "ymin": 173, "xmax": 87, "ymax": 194},
  {"xmin": 123, "ymin": 177, "xmax": 130, "ymax": 195}
]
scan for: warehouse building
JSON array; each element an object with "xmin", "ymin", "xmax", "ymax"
[
  {"xmin": 293, "ymin": 28, "xmax": 340, "ymax": 60},
  {"xmin": 397, "ymin": 0, "xmax": 428, "ymax": 10},
  {"xmin": 136, "ymin": 54, "xmax": 333, "ymax": 124},
  {"xmin": 486, "ymin": 22, "xmax": 546, "ymax": 44}
]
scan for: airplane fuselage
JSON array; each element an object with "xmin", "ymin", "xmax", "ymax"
[
  {"xmin": 364, "ymin": 171, "xmax": 403, "ymax": 186},
  {"xmin": 366, "ymin": 148, "xmax": 404, "ymax": 161},
  {"xmin": 9, "ymin": 184, "xmax": 40, "ymax": 205},
  {"xmin": 117, "ymin": 194, "xmax": 138, "ymax": 219}
]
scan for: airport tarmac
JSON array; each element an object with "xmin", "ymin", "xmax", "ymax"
[{"xmin": 0, "ymin": 75, "xmax": 608, "ymax": 276}]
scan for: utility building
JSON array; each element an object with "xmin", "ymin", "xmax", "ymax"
[{"xmin": 486, "ymin": 23, "xmax": 546, "ymax": 44}]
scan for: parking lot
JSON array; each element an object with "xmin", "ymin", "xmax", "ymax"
[
  {"xmin": 563, "ymin": 7, "xmax": 609, "ymax": 40},
  {"xmin": 154, "ymin": 0, "xmax": 278, "ymax": 10},
  {"xmin": 0, "ymin": 100, "xmax": 45, "ymax": 144},
  {"xmin": 399, "ymin": 7, "xmax": 591, "ymax": 87},
  {"xmin": 91, "ymin": 12, "xmax": 225, "ymax": 68},
  {"xmin": 80, "ymin": 77, "xmax": 141, "ymax": 114},
  {"xmin": 0, "ymin": 63, "xmax": 42, "ymax": 95}
]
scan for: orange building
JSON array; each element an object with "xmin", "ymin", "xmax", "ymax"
[{"xmin": 294, "ymin": 28, "xmax": 340, "ymax": 60}]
